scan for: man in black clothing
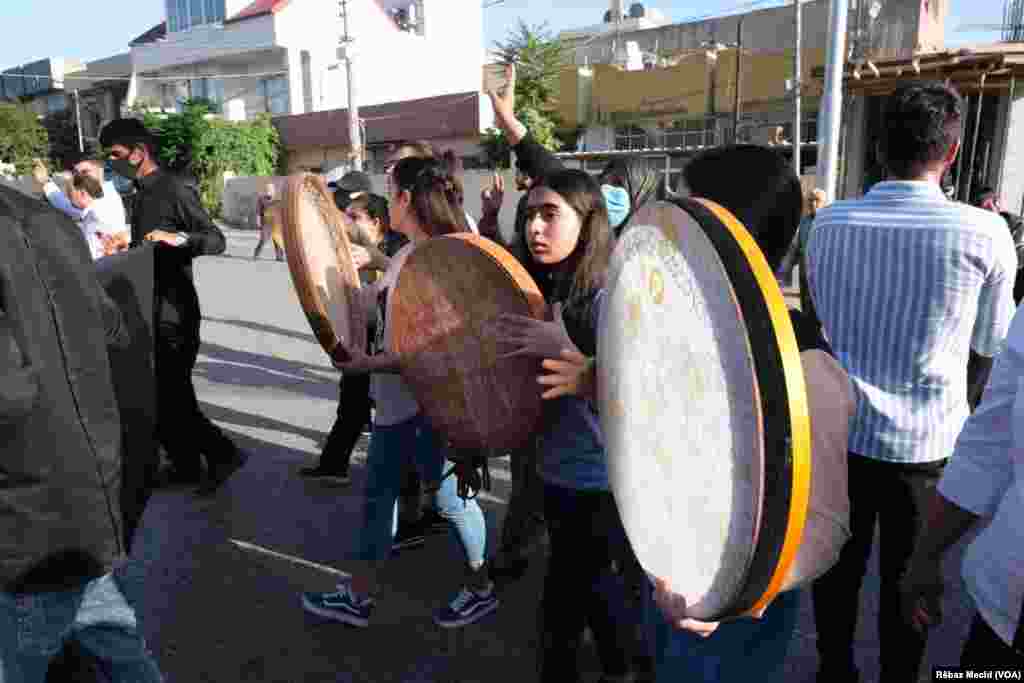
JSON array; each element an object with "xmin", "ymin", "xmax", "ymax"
[{"xmin": 100, "ymin": 118, "xmax": 247, "ymax": 497}]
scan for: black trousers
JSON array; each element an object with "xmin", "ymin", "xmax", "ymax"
[
  {"xmin": 539, "ymin": 484, "xmax": 633, "ymax": 682},
  {"xmin": 811, "ymin": 453, "xmax": 946, "ymax": 681},
  {"xmin": 962, "ymin": 614, "xmax": 1024, "ymax": 667},
  {"xmin": 155, "ymin": 325, "xmax": 238, "ymax": 473},
  {"xmin": 318, "ymin": 373, "xmax": 371, "ymax": 475}
]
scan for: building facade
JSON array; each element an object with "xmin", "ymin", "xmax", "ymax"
[
  {"xmin": 269, "ymin": 0, "xmax": 490, "ymax": 176},
  {"xmin": 129, "ymin": 0, "xmax": 484, "ymax": 127},
  {"xmin": 552, "ymin": 0, "xmax": 947, "ymax": 187}
]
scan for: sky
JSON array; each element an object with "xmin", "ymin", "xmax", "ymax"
[{"xmin": 0, "ymin": 0, "xmax": 1008, "ymax": 72}]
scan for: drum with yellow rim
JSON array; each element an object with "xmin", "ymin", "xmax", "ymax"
[{"xmin": 598, "ymin": 198, "xmax": 812, "ymax": 621}]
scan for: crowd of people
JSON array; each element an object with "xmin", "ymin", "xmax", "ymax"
[{"xmin": 2, "ymin": 62, "xmax": 1023, "ymax": 683}]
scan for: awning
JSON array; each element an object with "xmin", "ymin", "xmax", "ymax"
[
  {"xmin": 273, "ymin": 91, "xmax": 482, "ymax": 150},
  {"xmin": 812, "ymin": 44, "xmax": 1024, "ymax": 95}
]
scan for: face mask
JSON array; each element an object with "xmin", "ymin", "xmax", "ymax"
[
  {"xmin": 110, "ymin": 156, "xmax": 139, "ymax": 180},
  {"xmin": 602, "ymin": 184, "xmax": 631, "ymax": 230}
]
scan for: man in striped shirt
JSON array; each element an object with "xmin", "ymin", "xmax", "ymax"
[{"xmin": 805, "ymin": 82, "xmax": 1016, "ymax": 682}]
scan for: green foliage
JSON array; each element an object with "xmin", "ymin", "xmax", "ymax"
[
  {"xmin": 483, "ymin": 20, "xmax": 567, "ymax": 168},
  {"xmin": 141, "ymin": 100, "xmax": 280, "ymax": 217},
  {"xmin": 0, "ymin": 102, "xmax": 48, "ymax": 175}
]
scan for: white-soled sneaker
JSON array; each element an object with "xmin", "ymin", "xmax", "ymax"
[
  {"xmin": 433, "ymin": 585, "xmax": 499, "ymax": 628},
  {"xmin": 301, "ymin": 582, "xmax": 375, "ymax": 628}
]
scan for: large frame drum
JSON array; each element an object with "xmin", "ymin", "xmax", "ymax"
[
  {"xmin": 598, "ymin": 199, "xmax": 812, "ymax": 620},
  {"xmin": 281, "ymin": 173, "xmax": 366, "ymax": 362},
  {"xmin": 388, "ymin": 233, "xmax": 547, "ymax": 452}
]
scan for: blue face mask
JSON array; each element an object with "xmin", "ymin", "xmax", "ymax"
[{"xmin": 602, "ymin": 184, "xmax": 631, "ymax": 230}]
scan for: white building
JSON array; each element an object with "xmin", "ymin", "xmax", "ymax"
[{"xmin": 128, "ymin": 0, "xmax": 485, "ymax": 124}]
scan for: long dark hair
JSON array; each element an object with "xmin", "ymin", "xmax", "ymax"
[
  {"xmin": 391, "ymin": 156, "xmax": 468, "ymax": 237},
  {"xmin": 519, "ymin": 169, "xmax": 614, "ymax": 303}
]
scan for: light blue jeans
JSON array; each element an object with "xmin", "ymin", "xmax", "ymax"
[
  {"xmin": 357, "ymin": 413, "xmax": 487, "ymax": 569},
  {"xmin": 642, "ymin": 581, "xmax": 802, "ymax": 683},
  {"xmin": 0, "ymin": 571, "xmax": 162, "ymax": 683}
]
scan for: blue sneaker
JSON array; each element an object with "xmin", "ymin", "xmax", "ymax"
[
  {"xmin": 433, "ymin": 585, "xmax": 499, "ymax": 628},
  {"xmin": 301, "ymin": 582, "xmax": 375, "ymax": 628}
]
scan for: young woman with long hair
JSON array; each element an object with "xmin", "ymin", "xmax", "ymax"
[
  {"xmin": 300, "ymin": 156, "xmax": 496, "ymax": 630},
  {"xmin": 489, "ymin": 168, "xmax": 634, "ymax": 683}
]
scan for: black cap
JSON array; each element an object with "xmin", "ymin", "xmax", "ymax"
[
  {"xmin": 99, "ymin": 118, "xmax": 156, "ymax": 149},
  {"xmin": 333, "ymin": 171, "xmax": 374, "ymax": 211},
  {"xmin": 337, "ymin": 171, "xmax": 373, "ymax": 195}
]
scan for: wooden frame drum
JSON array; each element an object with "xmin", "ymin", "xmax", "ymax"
[
  {"xmin": 598, "ymin": 199, "xmax": 811, "ymax": 620},
  {"xmin": 387, "ymin": 233, "xmax": 548, "ymax": 452},
  {"xmin": 281, "ymin": 173, "xmax": 366, "ymax": 362}
]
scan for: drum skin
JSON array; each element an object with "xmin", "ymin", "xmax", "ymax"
[
  {"xmin": 281, "ymin": 173, "xmax": 366, "ymax": 361},
  {"xmin": 598, "ymin": 199, "xmax": 811, "ymax": 621},
  {"xmin": 387, "ymin": 233, "xmax": 548, "ymax": 452}
]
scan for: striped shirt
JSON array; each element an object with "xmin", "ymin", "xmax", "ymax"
[{"xmin": 806, "ymin": 180, "xmax": 1016, "ymax": 464}]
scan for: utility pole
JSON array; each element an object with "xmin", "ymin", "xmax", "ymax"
[
  {"xmin": 732, "ymin": 17, "xmax": 743, "ymax": 144},
  {"xmin": 793, "ymin": 0, "xmax": 802, "ymax": 176},
  {"xmin": 73, "ymin": 89, "xmax": 84, "ymax": 153},
  {"xmin": 340, "ymin": 0, "xmax": 362, "ymax": 171},
  {"xmin": 816, "ymin": 0, "xmax": 849, "ymax": 202}
]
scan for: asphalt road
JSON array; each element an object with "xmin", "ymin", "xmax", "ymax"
[{"xmin": 124, "ymin": 228, "xmax": 978, "ymax": 682}]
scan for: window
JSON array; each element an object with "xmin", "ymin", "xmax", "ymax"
[
  {"xmin": 166, "ymin": 0, "xmax": 225, "ymax": 32},
  {"xmin": 260, "ymin": 77, "xmax": 290, "ymax": 115},
  {"xmin": 185, "ymin": 78, "xmax": 224, "ymax": 112}
]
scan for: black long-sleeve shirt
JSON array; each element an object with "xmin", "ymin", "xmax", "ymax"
[{"xmin": 130, "ymin": 170, "xmax": 226, "ymax": 332}]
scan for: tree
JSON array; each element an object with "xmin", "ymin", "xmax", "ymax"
[
  {"xmin": 141, "ymin": 100, "xmax": 280, "ymax": 217},
  {"xmin": 0, "ymin": 102, "xmax": 48, "ymax": 175},
  {"xmin": 482, "ymin": 20, "xmax": 568, "ymax": 168}
]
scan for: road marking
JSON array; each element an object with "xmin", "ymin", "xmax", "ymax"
[{"xmin": 229, "ymin": 538, "xmax": 352, "ymax": 579}]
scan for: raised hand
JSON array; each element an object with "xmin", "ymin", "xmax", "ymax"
[{"xmin": 481, "ymin": 171, "xmax": 505, "ymax": 217}]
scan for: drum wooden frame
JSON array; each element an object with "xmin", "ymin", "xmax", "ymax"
[
  {"xmin": 281, "ymin": 173, "xmax": 366, "ymax": 362},
  {"xmin": 598, "ymin": 198, "xmax": 811, "ymax": 621},
  {"xmin": 387, "ymin": 233, "xmax": 548, "ymax": 452}
]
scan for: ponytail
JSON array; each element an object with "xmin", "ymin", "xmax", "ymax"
[{"xmin": 391, "ymin": 156, "xmax": 468, "ymax": 236}]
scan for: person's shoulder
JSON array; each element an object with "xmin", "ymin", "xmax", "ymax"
[{"xmin": 0, "ymin": 183, "xmax": 34, "ymax": 217}]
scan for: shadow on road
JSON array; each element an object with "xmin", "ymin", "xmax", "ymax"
[
  {"xmin": 200, "ymin": 400, "xmax": 329, "ymax": 445},
  {"xmin": 204, "ymin": 316, "xmax": 318, "ymax": 345},
  {"xmin": 195, "ymin": 342, "xmax": 339, "ymax": 401}
]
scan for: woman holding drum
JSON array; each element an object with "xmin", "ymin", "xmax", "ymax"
[
  {"xmin": 531, "ymin": 145, "xmax": 854, "ymax": 683},
  {"xmin": 487, "ymin": 168, "xmax": 636, "ymax": 683},
  {"xmin": 300, "ymin": 156, "xmax": 497, "ymax": 630}
]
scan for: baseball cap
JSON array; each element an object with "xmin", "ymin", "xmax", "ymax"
[{"xmin": 332, "ymin": 171, "xmax": 373, "ymax": 210}]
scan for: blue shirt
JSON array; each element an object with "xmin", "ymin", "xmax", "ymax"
[
  {"xmin": 537, "ymin": 289, "xmax": 609, "ymax": 490},
  {"xmin": 806, "ymin": 180, "xmax": 1016, "ymax": 464}
]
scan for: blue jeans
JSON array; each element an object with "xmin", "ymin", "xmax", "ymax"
[
  {"xmin": 0, "ymin": 572, "xmax": 162, "ymax": 683},
  {"xmin": 357, "ymin": 414, "xmax": 486, "ymax": 568},
  {"xmin": 642, "ymin": 580, "xmax": 802, "ymax": 683}
]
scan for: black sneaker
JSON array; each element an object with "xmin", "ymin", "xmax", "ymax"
[
  {"xmin": 196, "ymin": 450, "xmax": 249, "ymax": 497},
  {"xmin": 299, "ymin": 466, "xmax": 351, "ymax": 486},
  {"xmin": 392, "ymin": 522, "xmax": 426, "ymax": 552}
]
